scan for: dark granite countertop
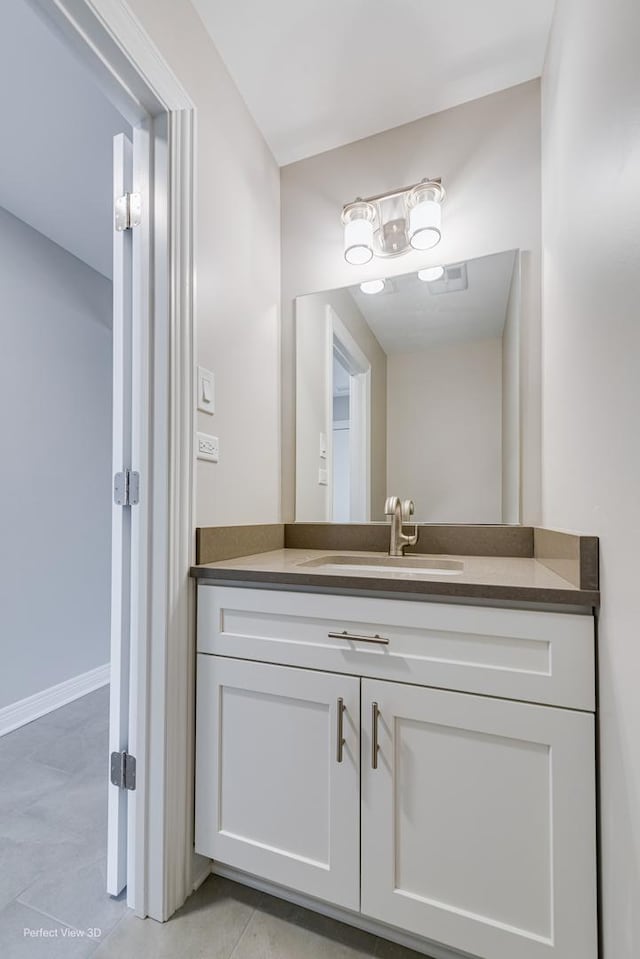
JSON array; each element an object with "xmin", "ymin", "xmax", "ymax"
[{"xmin": 191, "ymin": 547, "xmax": 600, "ymax": 610}]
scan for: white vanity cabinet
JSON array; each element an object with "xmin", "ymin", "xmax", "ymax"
[
  {"xmin": 360, "ymin": 679, "xmax": 596, "ymax": 959},
  {"xmin": 195, "ymin": 586, "xmax": 597, "ymax": 959},
  {"xmin": 195, "ymin": 656, "xmax": 361, "ymax": 910}
]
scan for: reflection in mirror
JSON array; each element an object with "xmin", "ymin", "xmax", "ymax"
[{"xmin": 295, "ymin": 250, "xmax": 521, "ymax": 524}]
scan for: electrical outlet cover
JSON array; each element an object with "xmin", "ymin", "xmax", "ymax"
[{"xmin": 197, "ymin": 432, "xmax": 219, "ymax": 462}]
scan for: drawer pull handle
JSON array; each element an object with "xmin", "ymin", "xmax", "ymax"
[
  {"xmin": 336, "ymin": 697, "xmax": 345, "ymax": 763},
  {"xmin": 371, "ymin": 701, "xmax": 380, "ymax": 769},
  {"xmin": 328, "ymin": 630, "xmax": 390, "ymax": 646}
]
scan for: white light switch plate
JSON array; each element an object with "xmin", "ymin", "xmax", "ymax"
[
  {"xmin": 318, "ymin": 468, "xmax": 328, "ymax": 486},
  {"xmin": 197, "ymin": 432, "xmax": 219, "ymax": 462},
  {"xmin": 197, "ymin": 366, "xmax": 215, "ymax": 414}
]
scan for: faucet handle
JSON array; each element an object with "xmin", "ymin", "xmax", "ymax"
[
  {"xmin": 384, "ymin": 496, "xmax": 400, "ymax": 516},
  {"xmin": 401, "ymin": 499, "xmax": 415, "ymax": 522},
  {"xmin": 402, "ymin": 500, "xmax": 418, "ymax": 550},
  {"xmin": 405, "ymin": 527, "xmax": 419, "ymax": 548}
]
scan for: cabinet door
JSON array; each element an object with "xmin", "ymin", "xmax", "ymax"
[
  {"xmin": 361, "ymin": 680, "xmax": 597, "ymax": 959},
  {"xmin": 196, "ymin": 655, "xmax": 360, "ymax": 910}
]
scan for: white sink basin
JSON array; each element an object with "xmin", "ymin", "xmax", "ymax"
[{"xmin": 299, "ymin": 555, "xmax": 464, "ymax": 576}]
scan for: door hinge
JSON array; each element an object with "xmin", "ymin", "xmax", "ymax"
[
  {"xmin": 114, "ymin": 469, "xmax": 140, "ymax": 507},
  {"xmin": 115, "ymin": 192, "xmax": 142, "ymax": 231},
  {"xmin": 110, "ymin": 751, "xmax": 136, "ymax": 790}
]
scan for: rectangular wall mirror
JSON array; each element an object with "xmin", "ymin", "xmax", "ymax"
[{"xmin": 295, "ymin": 250, "xmax": 522, "ymax": 524}]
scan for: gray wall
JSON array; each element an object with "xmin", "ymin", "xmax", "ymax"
[
  {"xmin": 0, "ymin": 0, "xmax": 131, "ymax": 278},
  {"xmin": 0, "ymin": 207, "xmax": 112, "ymax": 710},
  {"xmin": 541, "ymin": 0, "xmax": 640, "ymax": 955},
  {"xmin": 387, "ymin": 338, "xmax": 503, "ymax": 523}
]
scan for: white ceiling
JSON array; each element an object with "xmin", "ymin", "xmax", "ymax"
[
  {"xmin": 193, "ymin": 0, "xmax": 556, "ymax": 165},
  {"xmin": 349, "ymin": 251, "xmax": 517, "ymax": 354},
  {"xmin": 0, "ymin": 0, "xmax": 131, "ymax": 278}
]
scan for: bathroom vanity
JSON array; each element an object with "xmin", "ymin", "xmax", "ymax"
[{"xmin": 192, "ymin": 526, "xmax": 598, "ymax": 959}]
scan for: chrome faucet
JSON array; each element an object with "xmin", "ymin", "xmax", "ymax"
[{"xmin": 384, "ymin": 496, "xmax": 419, "ymax": 557}]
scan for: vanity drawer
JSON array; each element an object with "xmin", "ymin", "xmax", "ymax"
[{"xmin": 197, "ymin": 586, "xmax": 595, "ymax": 711}]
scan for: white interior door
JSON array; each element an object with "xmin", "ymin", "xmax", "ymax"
[
  {"xmin": 107, "ymin": 127, "xmax": 151, "ymax": 900},
  {"xmin": 360, "ymin": 679, "xmax": 597, "ymax": 959},
  {"xmin": 195, "ymin": 656, "xmax": 361, "ymax": 910},
  {"xmin": 107, "ymin": 132, "xmax": 133, "ymax": 897}
]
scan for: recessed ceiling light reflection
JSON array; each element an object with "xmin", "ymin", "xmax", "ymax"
[
  {"xmin": 418, "ymin": 266, "xmax": 445, "ymax": 282},
  {"xmin": 360, "ymin": 279, "xmax": 386, "ymax": 295}
]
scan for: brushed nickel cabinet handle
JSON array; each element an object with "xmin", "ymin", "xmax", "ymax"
[
  {"xmin": 336, "ymin": 697, "xmax": 345, "ymax": 763},
  {"xmin": 328, "ymin": 630, "xmax": 390, "ymax": 646},
  {"xmin": 371, "ymin": 701, "xmax": 380, "ymax": 769}
]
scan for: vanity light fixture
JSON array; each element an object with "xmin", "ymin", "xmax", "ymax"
[
  {"xmin": 418, "ymin": 266, "xmax": 445, "ymax": 282},
  {"xmin": 342, "ymin": 178, "xmax": 445, "ymax": 264},
  {"xmin": 360, "ymin": 279, "xmax": 385, "ymax": 295},
  {"xmin": 342, "ymin": 200, "xmax": 376, "ymax": 265},
  {"xmin": 407, "ymin": 181, "xmax": 445, "ymax": 250}
]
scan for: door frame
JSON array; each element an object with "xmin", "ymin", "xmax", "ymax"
[
  {"xmin": 327, "ymin": 306, "xmax": 371, "ymax": 521},
  {"xmin": 27, "ymin": 0, "xmax": 197, "ymax": 922}
]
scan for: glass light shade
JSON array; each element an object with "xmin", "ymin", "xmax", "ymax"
[
  {"xmin": 360, "ymin": 279, "xmax": 385, "ymax": 295},
  {"xmin": 409, "ymin": 200, "xmax": 441, "ymax": 250},
  {"xmin": 342, "ymin": 201, "xmax": 376, "ymax": 265},
  {"xmin": 407, "ymin": 182, "xmax": 444, "ymax": 251},
  {"xmin": 418, "ymin": 266, "xmax": 445, "ymax": 282}
]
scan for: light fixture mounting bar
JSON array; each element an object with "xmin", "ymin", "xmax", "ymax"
[{"xmin": 345, "ymin": 177, "xmax": 442, "ymax": 210}]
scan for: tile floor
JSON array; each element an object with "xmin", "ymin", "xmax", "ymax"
[
  {"xmin": 0, "ymin": 688, "xmax": 428, "ymax": 959},
  {"xmin": 93, "ymin": 876, "xmax": 430, "ymax": 959},
  {"xmin": 0, "ymin": 687, "xmax": 126, "ymax": 957}
]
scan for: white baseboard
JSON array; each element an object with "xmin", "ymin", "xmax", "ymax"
[
  {"xmin": 0, "ymin": 663, "xmax": 110, "ymax": 737},
  {"xmin": 211, "ymin": 863, "xmax": 468, "ymax": 959}
]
